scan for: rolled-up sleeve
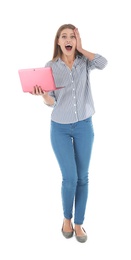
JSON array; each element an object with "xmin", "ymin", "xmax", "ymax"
[{"xmin": 87, "ymin": 54, "xmax": 108, "ymax": 70}]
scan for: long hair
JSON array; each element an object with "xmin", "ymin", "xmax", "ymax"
[{"xmin": 52, "ymin": 24, "xmax": 82, "ymax": 61}]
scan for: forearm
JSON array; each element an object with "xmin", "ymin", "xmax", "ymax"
[
  {"xmin": 78, "ymin": 48, "xmax": 95, "ymax": 61},
  {"xmin": 42, "ymin": 93, "xmax": 55, "ymax": 106},
  {"xmin": 79, "ymin": 49, "xmax": 107, "ymax": 70}
]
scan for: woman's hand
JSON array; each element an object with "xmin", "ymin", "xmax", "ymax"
[
  {"xmin": 74, "ymin": 28, "xmax": 82, "ymax": 53},
  {"xmin": 74, "ymin": 28, "xmax": 95, "ymax": 60},
  {"xmin": 31, "ymin": 85, "xmax": 55, "ymax": 106},
  {"xmin": 32, "ymin": 85, "xmax": 48, "ymax": 96}
]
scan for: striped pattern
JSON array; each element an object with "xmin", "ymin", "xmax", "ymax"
[{"xmin": 45, "ymin": 54, "xmax": 107, "ymax": 124}]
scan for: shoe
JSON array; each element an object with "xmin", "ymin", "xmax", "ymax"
[
  {"xmin": 61, "ymin": 223, "xmax": 74, "ymax": 239},
  {"xmin": 75, "ymin": 228, "xmax": 87, "ymax": 243}
]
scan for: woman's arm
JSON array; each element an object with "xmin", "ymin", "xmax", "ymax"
[{"xmin": 74, "ymin": 28, "xmax": 107, "ymax": 69}]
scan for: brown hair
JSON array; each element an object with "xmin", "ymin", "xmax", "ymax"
[{"xmin": 52, "ymin": 24, "xmax": 82, "ymax": 61}]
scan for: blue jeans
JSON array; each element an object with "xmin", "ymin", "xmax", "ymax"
[{"xmin": 50, "ymin": 117, "xmax": 94, "ymax": 225}]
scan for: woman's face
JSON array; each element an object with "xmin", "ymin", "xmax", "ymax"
[{"xmin": 57, "ymin": 28, "xmax": 76, "ymax": 57}]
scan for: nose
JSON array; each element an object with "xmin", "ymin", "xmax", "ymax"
[{"xmin": 66, "ymin": 39, "xmax": 71, "ymax": 43}]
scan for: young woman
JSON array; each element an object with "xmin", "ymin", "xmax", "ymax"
[{"xmin": 32, "ymin": 24, "xmax": 107, "ymax": 243}]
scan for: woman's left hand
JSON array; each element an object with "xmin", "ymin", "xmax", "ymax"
[{"xmin": 74, "ymin": 28, "xmax": 82, "ymax": 53}]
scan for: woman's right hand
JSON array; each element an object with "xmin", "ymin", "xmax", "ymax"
[
  {"xmin": 31, "ymin": 85, "xmax": 55, "ymax": 106},
  {"xmin": 31, "ymin": 85, "xmax": 48, "ymax": 96}
]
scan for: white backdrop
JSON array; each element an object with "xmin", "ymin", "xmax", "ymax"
[{"xmin": 0, "ymin": 0, "xmax": 131, "ymax": 259}]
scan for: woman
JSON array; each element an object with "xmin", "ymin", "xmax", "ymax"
[{"xmin": 32, "ymin": 24, "xmax": 107, "ymax": 243}]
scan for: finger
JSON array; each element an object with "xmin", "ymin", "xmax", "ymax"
[
  {"xmin": 35, "ymin": 85, "xmax": 40, "ymax": 95},
  {"xmin": 74, "ymin": 28, "xmax": 80, "ymax": 39},
  {"xmin": 74, "ymin": 28, "xmax": 78, "ymax": 34},
  {"xmin": 32, "ymin": 86, "xmax": 36, "ymax": 95},
  {"xmin": 38, "ymin": 86, "xmax": 43, "ymax": 95}
]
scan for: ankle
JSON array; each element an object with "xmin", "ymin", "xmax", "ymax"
[
  {"xmin": 64, "ymin": 218, "xmax": 72, "ymax": 226},
  {"xmin": 74, "ymin": 224, "xmax": 82, "ymax": 229}
]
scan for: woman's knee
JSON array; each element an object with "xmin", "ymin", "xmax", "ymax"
[
  {"xmin": 62, "ymin": 178, "xmax": 78, "ymax": 189},
  {"xmin": 77, "ymin": 175, "xmax": 88, "ymax": 186}
]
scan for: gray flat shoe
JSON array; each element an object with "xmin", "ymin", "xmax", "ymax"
[
  {"xmin": 75, "ymin": 228, "xmax": 87, "ymax": 243},
  {"xmin": 61, "ymin": 223, "xmax": 74, "ymax": 239}
]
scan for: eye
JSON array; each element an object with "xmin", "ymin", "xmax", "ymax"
[
  {"xmin": 62, "ymin": 35, "xmax": 66, "ymax": 39},
  {"xmin": 71, "ymin": 36, "xmax": 76, "ymax": 39}
]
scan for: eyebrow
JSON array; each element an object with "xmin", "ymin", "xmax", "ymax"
[{"xmin": 61, "ymin": 33, "xmax": 75, "ymax": 36}]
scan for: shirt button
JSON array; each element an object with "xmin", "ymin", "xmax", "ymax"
[{"xmin": 74, "ymin": 96, "xmax": 75, "ymax": 98}]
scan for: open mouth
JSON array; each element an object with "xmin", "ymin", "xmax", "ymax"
[{"xmin": 65, "ymin": 44, "xmax": 72, "ymax": 51}]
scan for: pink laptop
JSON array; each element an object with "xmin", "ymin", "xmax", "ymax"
[{"xmin": 18, "ymin": 67, "xmax": 61, "ymax": 93}]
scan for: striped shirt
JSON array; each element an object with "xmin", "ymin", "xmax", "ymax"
[{"xmin": 45, "ymin": 54, "xmax": 107, "ymax": 124}]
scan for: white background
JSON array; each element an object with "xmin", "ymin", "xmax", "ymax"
[{"xmin": 0, "ymin": 0, "xmax": 131, "ymax": 259}]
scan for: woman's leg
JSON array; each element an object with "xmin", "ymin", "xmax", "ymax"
[
  {"xmin": 73, "ymin": 117, "xmax": 94, "ymax": 225},
  {"xmin": 50, "ymin": 121, "xmax": 78, "ymax": 222}
]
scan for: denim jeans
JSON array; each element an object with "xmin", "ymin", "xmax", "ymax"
[{"xmin": 50, "ymin": 117, "xmax": 94, "ymax": 225}]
